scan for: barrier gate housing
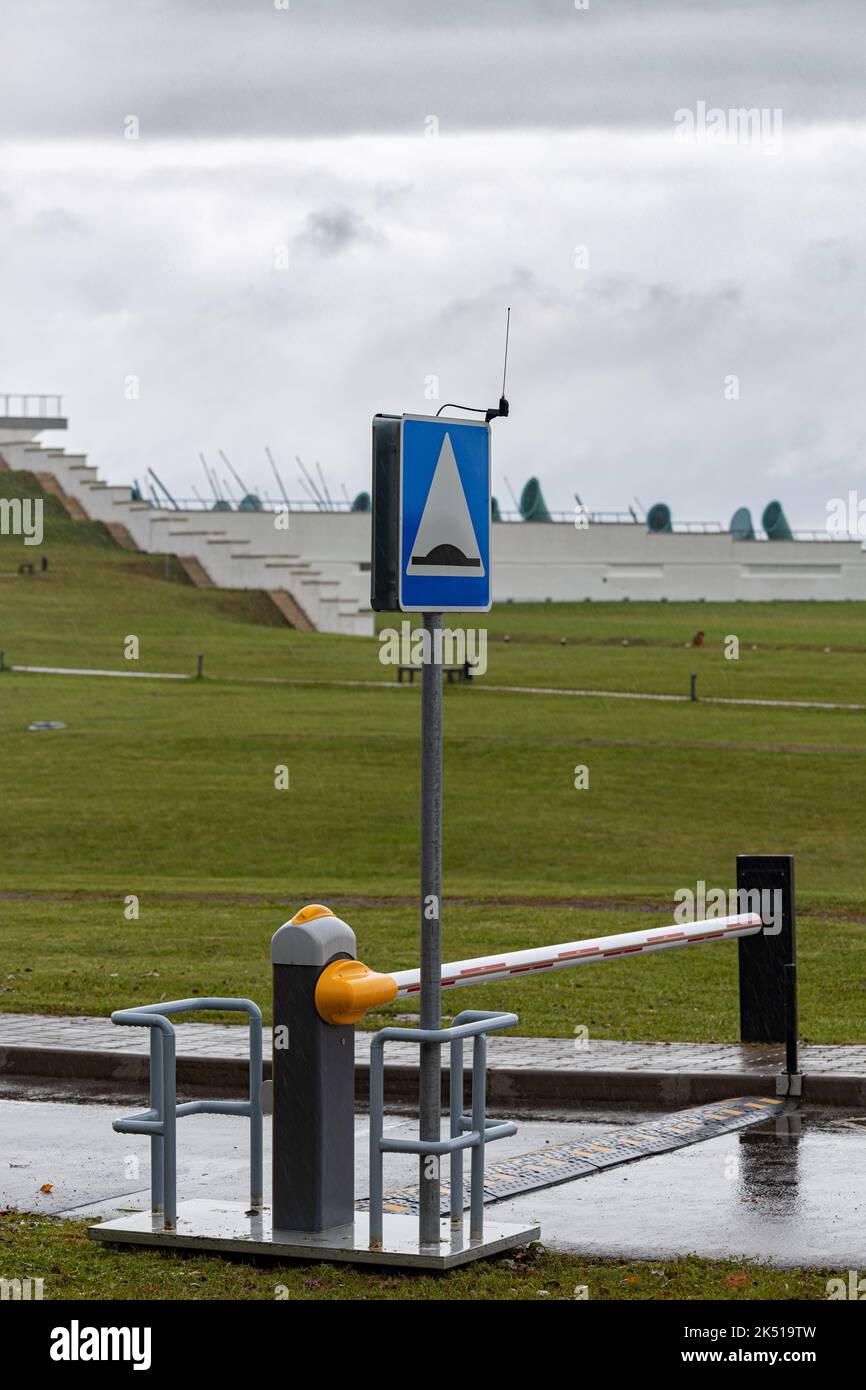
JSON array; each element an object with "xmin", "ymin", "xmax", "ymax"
[{"xmin": 90, "ymin": 853, "xmax": 799, "ymax": 1270}]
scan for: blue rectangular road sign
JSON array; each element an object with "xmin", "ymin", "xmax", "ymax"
[{"xmin": 398, "ymin": 414, "xmax": 491, "ymax": 613}]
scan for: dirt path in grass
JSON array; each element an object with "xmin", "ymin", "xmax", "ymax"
[
  {"xmin": 10, "ymin": 665, "xmax": 866, "ymax": 714},
  {"xmin": 1, "ymin": 887, "xmax": 863, "ymax": 922}
]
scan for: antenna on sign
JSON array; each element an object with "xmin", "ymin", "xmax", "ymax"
[
  {"xmin": 435, "ymin": 306, "xmax": 512, "ymax": 422},
  {"xmin": 485, "ymin": 305, "xmax": 510, "ymax": 422},
  {"xmin": 500, "ymin": 305, "xmax": 511, "ymax": 398}
]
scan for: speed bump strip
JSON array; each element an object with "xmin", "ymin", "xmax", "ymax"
[{"xmin": 358, "ymin": 1094, "xmax": 786, "ymax": 1215}]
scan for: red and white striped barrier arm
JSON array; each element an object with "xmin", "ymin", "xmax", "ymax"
[{"xmin": 389, "ymin": 913, "xmax": 763, "ymax": 997}]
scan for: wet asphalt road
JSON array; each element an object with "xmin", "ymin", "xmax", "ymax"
[{"xmin": 1, "ymin": 1091, "xmax": 864, "ymax": 1268}]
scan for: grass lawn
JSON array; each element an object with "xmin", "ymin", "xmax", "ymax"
[
  {"xmin": 1, "ymin": 471, "xmax": 865, "ymax": 1037},
  {"xmin": 2, "ymin": 896, "xmax": 863, "ymax": 1041},
  {"xmin": 0, "ymin": 1212, "xmax": 834, "ymax": 1300}
]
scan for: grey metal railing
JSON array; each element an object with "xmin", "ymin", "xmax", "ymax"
[
  {"xmin": 0, "ymin": 393, "xmax": 64, "ymax": 418},
  {"xmin": 170, "ymin": 497, "xmax": 353, "ymax": 513},
  {"xmin": 87, "ymin": 490, "xmax": 865, "ymax": 541},
  {"xmin": 111, "ymin": 997, "xmax": 263, "ymax": 1230},
  {"xmin": 368, "ymin": 1009, "xmax": 518, "ymax": 1249}
]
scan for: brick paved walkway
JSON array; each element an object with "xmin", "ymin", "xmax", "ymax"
[{"xmin": 2, "ymin": 1012, "xmax": 864, "ymax": 1076}]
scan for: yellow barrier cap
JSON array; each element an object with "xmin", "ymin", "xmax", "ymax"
[
  {"xmin": 315, "ymin": 959, "xmax": 398, "ymax": 1026},
  {"xmin": 289, "ymin": 904, "xmax": 334, "ymax": 925}
]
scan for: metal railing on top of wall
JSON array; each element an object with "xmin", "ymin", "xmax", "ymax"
[{"xmin": 0, "ymin": 394, "xmax": 64, "ymax": 418}]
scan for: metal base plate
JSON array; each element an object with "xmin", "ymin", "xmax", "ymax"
[{"xmin": 88, "ymin": 1201, "xmax": 540, "ymax": 1270}]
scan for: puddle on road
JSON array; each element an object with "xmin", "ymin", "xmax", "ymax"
[{"xmin": 496, "ymin": 1108, "xmax": 866, "ymax": 1267}]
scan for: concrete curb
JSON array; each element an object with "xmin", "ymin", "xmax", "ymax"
[{"xmin": 2, "ymin": 1044, "xmax": 864, "ymax": 1108}]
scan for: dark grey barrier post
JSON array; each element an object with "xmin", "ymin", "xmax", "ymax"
[
  {"xmin": 737, "ymin": 853, "xmax": 797, "ymax": 1047},
  {"xmin": 271, "ymin": 910, "xmax": 356, "ymax": 1232}
]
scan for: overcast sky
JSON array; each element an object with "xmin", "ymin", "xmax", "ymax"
[{"xmin": 2, "ymin": 0, "xmax": 865, "ymax": 526}]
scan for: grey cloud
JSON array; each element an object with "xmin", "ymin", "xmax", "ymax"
[
  {"xmin": 800, "ymin": 238, "xmax": 860, "ymax": 288},
  {"xmin": 298, "ymin": 204, "xmax": 378, "ymax": 255},
  {"xmin": 2, "ymin": 1, "xmax": 865, "ymax": 138},
  {"xmin": 30, "ymin": 207, "xmax": 91, "ymax": 237},
  {"xmin": 2, "ymin": 3, "xmax": 865, "ymax": 532},
  {"xmin": 373, "ymin": 182, "xmax": 414, "ymax": 208}
]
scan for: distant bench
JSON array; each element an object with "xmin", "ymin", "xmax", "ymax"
[{"xmin": 397, "ymin": 662, "xmax": 476, "ymax": 685}]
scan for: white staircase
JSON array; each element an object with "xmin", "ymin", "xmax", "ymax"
[{"xmin": 0, "ymin": 439, "xmax": 374, "ymax": 636}]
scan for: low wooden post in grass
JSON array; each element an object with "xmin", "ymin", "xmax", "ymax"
[{"xmin": 196, "ymin": 654, "xmax": 203, "ymax": 679}]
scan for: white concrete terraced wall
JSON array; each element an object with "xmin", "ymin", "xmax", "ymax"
[
  {"xmin": 0, "ymin": 436, "xmax": 375, "ymax": 636},
  {"xmin": 3, "ymin": 431, "xmax": 866, "ymax": 611},
  {"xmin": 490, "ymin": 518, "xmax": 866, "ymax": 602}
]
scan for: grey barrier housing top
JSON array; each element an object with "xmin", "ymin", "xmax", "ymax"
[{"xmin": 270, "ymin": 913, "xmax": 357, "ymax": 966}]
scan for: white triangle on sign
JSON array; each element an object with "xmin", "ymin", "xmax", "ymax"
[{"xmin": 407, "ymin": 433, "xmax": 485, "ymax": 576}]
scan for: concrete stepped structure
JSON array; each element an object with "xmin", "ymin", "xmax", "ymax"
[
  {"xmin": 176, "ymin": 554, "xmax": 215, "ymax": 588},
  {"xmin": 33, "ymin": 470, "xmax": 89, "ymax": 521},
  {"xmin": 3, "ymin": 404, "xmax": 865, "ymax": 612},
  {"xmin": 0, "ymin": 420, "xmax": 375, "ymax": 636},
  {"xmin": 267, "ymin": 589, "xmax": 316, "ymax": 633}
]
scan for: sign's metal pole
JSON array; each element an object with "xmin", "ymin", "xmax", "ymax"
[{"xmin": 419, "ymin": 611, "xmax": 443, "ymax": 1245}]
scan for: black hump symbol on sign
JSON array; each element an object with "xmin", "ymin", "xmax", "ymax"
[{"xmin": 411, "ymin": 542, "xmax": 481, "ymax": 568}]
